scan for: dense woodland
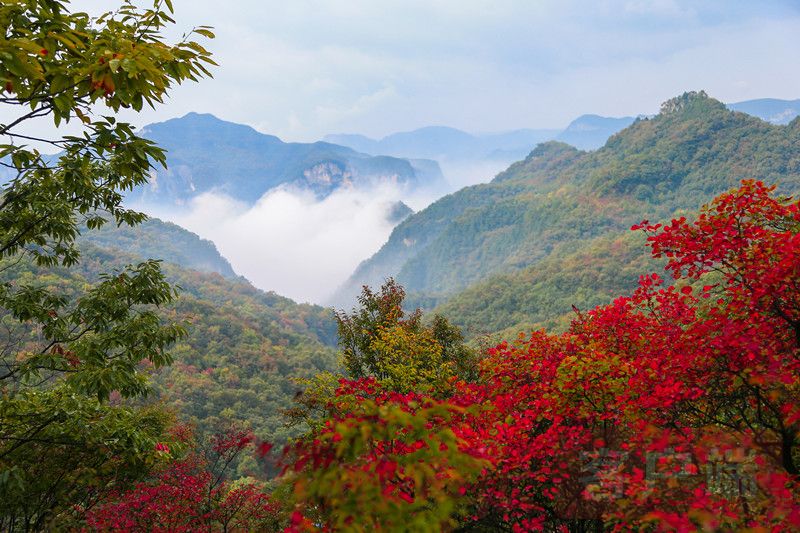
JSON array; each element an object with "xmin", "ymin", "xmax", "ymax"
[{"xmin": 1, "ymin": 1, "xmax": 799, "ymax": 531}]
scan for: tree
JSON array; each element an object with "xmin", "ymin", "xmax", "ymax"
[
  {"xmin": 280, "ymin": 281, "xmax": 485, "ymax": 530},
  {"xmin": 86, "ymin": 428, "xmax": 281, "ymax": 532},
  {"xmin": 335, "ymin": 278, "xmax": 478, "ymax": 393},
  {"xmin": 459, "ymin": 181, "xmax": 800, "ymax": 530},
  {"xmin": 283, "ymin": 379, "xmax": 487, "ymax": 532},
  {"xmin": 285, "ymin": 279, "xmax": 477, "ymax": 449},
  {"xmin": 0, "ymin": 0, "xmax": 214, "ymax": 527}
]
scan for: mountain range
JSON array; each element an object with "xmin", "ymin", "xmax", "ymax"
[
  {"xmin": 128, "ymin": 112, "xmax": 445, "ymax": 206},
  {"xmin": 16, "ymin": 90, "xmax": 799, "ymax": 469},
  {"xmin": 727, "ymin": 98, "xmax": 800, "ymax": 125},
  {"xmin": 332, "ymin": 92, "xmax": 800, "ymax": 339},
  {"xmin": 122, "ymin": 97, "xmax": 798, "ymax": 214},
  {"xmin": 324, "ymin": 98, "xmax": 799, "ymax": 173},
  {"xmin": 325, "ymin": 126, "xmax": 560, "ymax": 166}
]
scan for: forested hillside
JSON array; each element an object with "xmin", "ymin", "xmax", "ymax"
[
  {"xmin": 335, "ymin": 92, "xmax": 800, "ymax": 336},
  {"xmin": 435, "ymin": 231, "xmax": 661, "ymax": 337},
  {"xmin": 78, "ymin": 217, "xmax": 238, "ymax": 279},
  {"xmin": 5, "ymin": 234, "xmax": 338, "ymax": 470}
]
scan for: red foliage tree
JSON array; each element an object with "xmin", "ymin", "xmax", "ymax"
[
  {"xmin": 86, "ymin": 428, "xmax": 281, "ymax": 532},
  {"xmin": 286, "ymin": 181, "xmax": 800, "ymax": 531},
  {"xmin": 453, "ymin": 180, "xmax": 800, "ymax": 530}
]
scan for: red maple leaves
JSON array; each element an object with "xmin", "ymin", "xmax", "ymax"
[
  {"xmin": 286, "ymin": 181, "xmax": 800, "ymax": 530},
  {"xmin": 87, "ymin": 181, "xmax": 800, "ymax": 531},
  {"xmin": 86, "ymin": 429, "xmax": 280, "ymax": 532}
]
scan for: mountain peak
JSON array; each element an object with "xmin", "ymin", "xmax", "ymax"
[{"xmin": 659, "ymin": 91, "xmax": 726, "ymax": 117}]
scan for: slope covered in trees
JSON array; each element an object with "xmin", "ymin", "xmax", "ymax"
[
  {"xmin": 335, "ymin": 92, "xmax": 800, "ymax": 334},
  {"xmin": 78, "ymin": 216, "xmax": 238, "ymax": 279},
  {"xmin": 436, "ymin": 231, "xmax": 661, "ymax": 337},
  {"xmin": 13, "ymin": 239, "xmax": 339, "ymax": 458},
  {"xmin": 75, "ymin": 215, "xmax": 339, "ymax": 451}
]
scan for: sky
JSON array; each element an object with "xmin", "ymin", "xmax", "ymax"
[{"xmin": 72, "ymin": 0, "xmax": 800, "ymax": 142}]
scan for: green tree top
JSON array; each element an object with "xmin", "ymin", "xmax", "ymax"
[
  {"xmin": 336, "ymin": 278, "xmax": 478, "ymax": 394},
  {"xmin": 0, "ymin": 0, "xmax": 215, "ymax": 399}
]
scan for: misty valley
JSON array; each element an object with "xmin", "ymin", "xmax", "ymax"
[{"xmin": 2, "ymin": 1, "xmax": 800, "ymax": 531}]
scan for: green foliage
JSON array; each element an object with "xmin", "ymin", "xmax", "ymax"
[
  {"xmin": 0, "ymin": 0, "xmax": 214, "ymax": 527},
  {"xmin": 1, "ymin": 258, "xmax": 185, "ymax": 401},
  {"xmin": 335, "ymin": 278, "xmax": 477, "ymax": 393},
  {"xmin": 437, "ymin": 232, "xmax": 662, "ymax": 338},
  {"xmin": 9, "ymin": 239, "xmax": 340, "ymax": 470},
  {"xmin": 285, "ymin": 279, "xmax": 477, "ymax": 474},
  {"xmin": 0, "ymin": 389, "xmax": 175, "ymax": 530},
  {"xmin": 337, "ymin": 278, "xmax": 420, "ymax": 380},
  {"xmin": 286, "ymin": 391, "xmax": 486, "ymax": 532},
  {"xmin": 340, "ymin": 92, "xmax": 800, "ymax": 337},
  {"xmin": 0, "ymin": 0, "xmax": 214, "ymax": 269}
]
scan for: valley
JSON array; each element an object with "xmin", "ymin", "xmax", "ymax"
[{"xmin": 2, "ymin": 2, "xmax": 799, "ymax": 526}]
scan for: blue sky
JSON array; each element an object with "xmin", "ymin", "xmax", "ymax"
[{"xmin": 75, "ymin": 0, "xmax": 800, "ymax": 140}]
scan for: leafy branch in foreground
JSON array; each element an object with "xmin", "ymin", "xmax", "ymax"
[{"xmin": 0, "ymin": 0, "xmax": 214, "ymax": 528}]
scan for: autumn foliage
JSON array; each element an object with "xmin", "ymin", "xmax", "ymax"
[
  {"xmin": 284, "ymin": 181, "xmax": 800, "ymax": 531},
  {"xmin": 80, "ymin": 181, "xmax": 799, "ymax": 531},
  {"xmin": 85, "ymin": 428, "xmax": 280, "ymax": 532}
]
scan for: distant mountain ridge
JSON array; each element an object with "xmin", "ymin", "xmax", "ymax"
[
  {"xmin": 555, "ymin": 114, "xmax": 636, "ymax": 150},
  {"xmin": 728, "ymin": 98, "xmax": 800, "ymax": 125},
  {"xmin": 123, "ymin": 98, "xmax": 796, "ymax": 211},
  {"xmin": 325, "ymin": 98, "xmax": 799, "ymax": 166},
  {"xmin": 128, "ymin": 113, "xmax": 445, "ymax": 206},
  {"xmin": 325, "ymin": 126, "xmax": 560, "ymax": 165}
]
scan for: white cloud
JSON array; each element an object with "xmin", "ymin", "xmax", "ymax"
[{"xmin": 148, "ymin": 185, "xmax": 417, "ymax": 304}]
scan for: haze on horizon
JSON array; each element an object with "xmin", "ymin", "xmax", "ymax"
[{"xmin": 67, "ymin": 0, "xmax": 800, "ymax": 142}]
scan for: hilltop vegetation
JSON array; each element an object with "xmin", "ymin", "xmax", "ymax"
[{"xmin": 79, "ymin": 217, "xmax": 238, "ymax": 279}]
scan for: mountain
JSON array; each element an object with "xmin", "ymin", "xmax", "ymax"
[
  {"xmin": 325, "ymin": 126, "xmax": 559, "ymax": 164},
  {"xmin": 324, "ymin": 98, "xmax": 800, "ymax": 170},
  {"xmin": 78, "ymin": 217, "xmax": 238, "ymax": 279},
  {"xmin": 332, "ymin": 92, "xmax": 800, "ymax": 330},
  {"xmin": 129, "ymin": 113, "xmax": 445, "ymax": 206},
  {"xmin": 387, "ymin": 201, "xmax": 414, "ymax": 224},
  {"xmin": 554, "ymin": 114, "xmax": 636, "ymax": 150},
  {"xmin": 728, "ymin": 98, "xmax": 800, "ymax": 125}
]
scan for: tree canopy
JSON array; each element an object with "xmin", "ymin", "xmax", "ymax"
[{"xmin": 0, "ymin": 0, "xmax": 215, "ymax": 527}]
